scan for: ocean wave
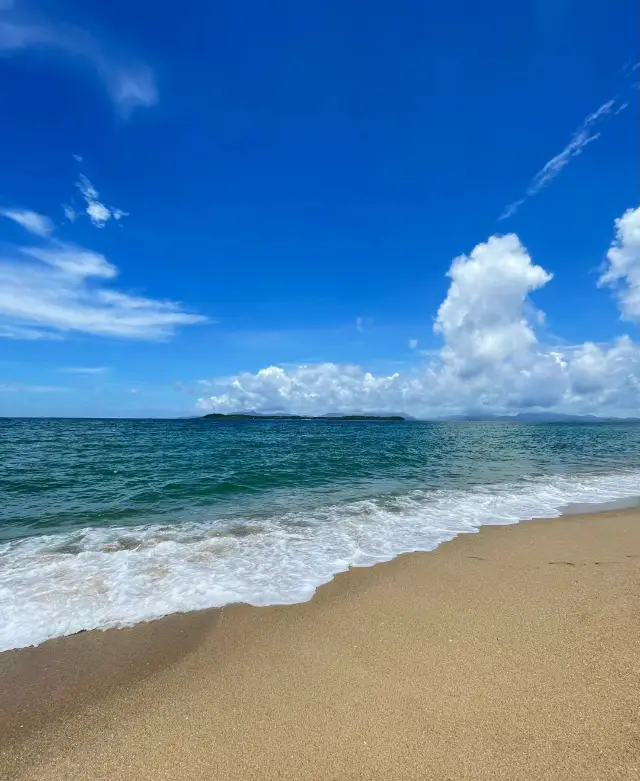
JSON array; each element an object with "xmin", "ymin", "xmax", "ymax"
[{"xmin": 1, "ymin": 469, "xmax": 640, "ymax": 651}]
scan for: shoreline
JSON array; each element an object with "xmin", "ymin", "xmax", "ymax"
[
  {"xmin": 5, "ymin": 483, "xmax": 640, "ymax": 655},
  {"xmin": 2, "ymin": 506, "xmax": 640, "ymax": 779},
  {"xmin": 2, "ymin": 493, "xmax": 638, "ymax": 660}
]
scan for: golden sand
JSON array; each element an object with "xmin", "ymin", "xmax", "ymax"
[{"xmin": 2, "ymin": 509, "xmax": 639, "ymax": 780}]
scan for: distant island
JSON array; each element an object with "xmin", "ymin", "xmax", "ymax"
[
  {"xmin": 201, "ymin": 413, "xmax": 406, "ymax": 421},
  {"xmin": 197, "ymin": 411, "xmax": 640, "ymax": 423}
]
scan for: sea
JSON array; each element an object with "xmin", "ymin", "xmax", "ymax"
[{"xmin": 2, "ymin": 417, "xmax": 640, "ymax": 652}]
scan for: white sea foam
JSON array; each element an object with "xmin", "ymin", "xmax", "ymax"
[{"xmin": 1, "ymin": 470, "xmax": 640, "ymax": 651}]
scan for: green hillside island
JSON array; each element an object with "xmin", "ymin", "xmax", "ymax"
[{"xmin": 201, "ymin": 413, "xmax": 406, "ymax": 421}]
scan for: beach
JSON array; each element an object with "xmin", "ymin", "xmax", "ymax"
[{"xmin": 2, "ymin": 507, "xmax": 639, "ymax": 780}]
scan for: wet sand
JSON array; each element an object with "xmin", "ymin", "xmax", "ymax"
[{"xmin": 2, "ymin": 508, "xmax": 640, "ymax": 780}]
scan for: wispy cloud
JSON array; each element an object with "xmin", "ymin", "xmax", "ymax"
[
  {"xmin": 0, "ymin": 324, "xmax": 62, "ymax": 340},
  {"xmin": 0, "ymin": 14, "xmax": 157, "ymax": 117},
  {"xmin": 62, "ymin": 204, "xmax": 77, "ymax": 223},
  {"xmin": 0, "ymin": 242, "xmax": 207, "ymax": 340},
  {"xmin": 72, "ymin": 175, "xmax": 128, "ymax": 228},
  {"xmin": 61, "ymin": 170, "xmax": 128, "ymax": 228},
  {"xmin": 499, "ymin": 98, "xmax": 621, "ymax": 220},
  {"xmin": 0, "ymin": 208, "xmax": 53, "ymax": 237},
  {"xmin": 0, "ymin": 182, "xmax": 207, "ymax": 341},
  {"xmin": 23, "ymin": 242, "xmax": 117, "ymax": 278}
]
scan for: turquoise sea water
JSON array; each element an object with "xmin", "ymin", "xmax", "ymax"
[{"xmin": 2, "ymin": 418, "xmax": 640, "ymax": 650}]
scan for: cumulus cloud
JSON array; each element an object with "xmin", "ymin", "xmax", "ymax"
[
  {"xmin": 500, "ymin": 98, "xmax": 622, "ymax": 221},
  {"xmin": 197, "ymin": 364, "xmax": 400, "ymax": 414},
  {"xmin": 567, "ymin": 338, "xmax": 640, "ymax": 403},
  {"xmin": 598, "ymin": 206, "xmax": 640, "ymax": 321},
  {"xmin": 0, "ymin": 208, "xmax": 53, "ymax": 237},
  {"xmin": 0, "ymin": 15, "xmax": 157, "ymax": 117},
  {"xmin": 197, "ymin": 210, "xmax": 640, "ymax": 418},
  {"xmin": 434, "ymin": 234, "xmax": 551, "ymax": 376}
]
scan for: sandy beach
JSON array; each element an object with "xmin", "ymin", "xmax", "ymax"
[{"xmin": 1, "ymin": 507, "xmax": 639, "ymax": 780}]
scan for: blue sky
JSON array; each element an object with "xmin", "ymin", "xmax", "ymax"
[{"xmin": 0, "ymin": 0, "xmax": 638, "ymax": 417}]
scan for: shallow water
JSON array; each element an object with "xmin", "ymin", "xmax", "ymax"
[{"xmin": 2, "ymin": 418, "xmax": 640, "ymax": 650}]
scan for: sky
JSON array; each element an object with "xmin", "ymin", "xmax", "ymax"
[{"xmin": 0, "ymin": 0, "xmax": 639, "ymax": 418}]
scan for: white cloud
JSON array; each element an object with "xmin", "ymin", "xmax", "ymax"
[
  {"xmin": 408, "ymin": 339, "xmax": 418, "ymax": 349},
  {"xmin": 0, "ymin": 174, "xmax": 206, "ymax": 341},
  {"xmin": 5, "ymin": 175, "xmax": 127, "ymax": 235},
  {"xmin": 1, "ymin": 208, "xmax": 54, "ymax": 237},
  {"xmin": 434, "ymin": 234, "xmax": 552, "ymax": 376},
  {"xmin": 0, "ymin": 241, "xmax": 207, "ymax": 340},
  {"xmin": 75, "ymin": 175, "xmax": 128, "ymax": 228},
  {"xmin": 196, "ymin": 364, "xmax": 408, "ymax": 415},
  {"xmin": 598, "ymin": 206, "xmax": 640, "ymax": 321},
  {"xmin": 23, "ymin": 242, "xmax": 117, "ymax": 278},
  {"xmin": 499, "ymin": 98, "xmax": 621, "ymax": 220},
  {"xmin": 567, "ymin": 338, "xmax": 640, "ymax": 402},
  {"xmin": 0, "ymin": 16, "xmax": 157, "ymax": 117},
  {"xmin": 85, "ymin": 201, "xmax": 111, "ymax": 227},
  {"xmin": 197, "ymin": 210, "xmax": 640, "ymax": 418}
]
